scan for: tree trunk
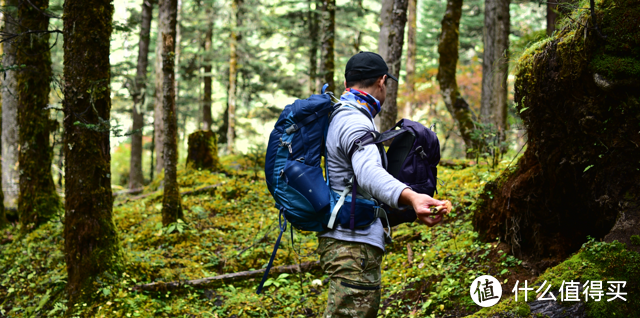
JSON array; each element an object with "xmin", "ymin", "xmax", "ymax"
[
  {"xmin": 319, "ymin": 0, "xmax": 335, "ymax": 93},
  {"xmin": 160, "ymin": 0, "xmax": 183, "ymax": 225},
  {"xmin": 227, "ymin": 0, "xmax": 241, "ymax": 154},
  {"xmin": 129, "ymin": 0, "xmax": 155, "ymax": 190},
  {"xmin": 63, "ymin": 0, "xmax": 123, "ymax": 305},
  {"xmin": 202, "ymin": 4, "xmax": 213, "ymax": 131},
  {"xmin": 376, "ymin": 0, "xmax": 409, "ymax": 133},
  {"xmin": 474, "ymin": 0, "xmax": 640, "ymax": 272},
  {"xmin": 436, "ymin": 0, "xmax": 477, "ymax": 157},
  {"xmin": 174, "ymin": 0, "xmax": 181, "ymax": 115},
  {"xmin": 308, "ymin": 0, "xmax": 319, "ymax": 94},
  {"xmin": 480, "ymin": 0, "xmax": 510, "ymax": 142},
  {"xmin": 546, "ymin": 0, "xmax": 575, "ymax": 36},
  {"xmin": 154, "ymin": 0, "xmax": 166, "ymax": 178},
  {"xmin": 403, "ymin": 0, "xmax": 417, "ymax": 119},
  {"xmin": 16, "ymin": 0, "xmax": 60, "ymax": 231},
  {"xmin": 2, "ymin": 0, "xmax": 18, "ymax": 211},
  {"xmin": 353, "ymin": 0, "xmax": 363, "ymax": 53}
]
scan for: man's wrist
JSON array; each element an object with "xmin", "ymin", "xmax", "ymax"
[{"xmin": 398, "ymin": 188, "xmax": 418, "ymax": 207}]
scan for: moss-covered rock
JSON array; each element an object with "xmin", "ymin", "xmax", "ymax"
[{"xmin": 474, "ymin": 0, "xmax": 640, "ymax": 275}]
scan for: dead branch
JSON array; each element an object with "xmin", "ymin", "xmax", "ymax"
[
  {"xmin": 114, "ymin": 183, "xmax": 223, "ymax": 206},
  {"xmin": 133, "ymin": 261, "xmax": 320, "ymax": 291}
]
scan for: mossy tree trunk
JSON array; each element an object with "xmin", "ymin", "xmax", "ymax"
[
  {"xmin": 319, "ymin": 0, "xmax": 335, "ymax": 93},
  {"xmin": 129, "ymin": 0, "xmax": 155, "ymax": 190},
  {"xmin": 16, "ymin": 0, "xmax": 60, "ymax": 231},
  {"xmin": 63, "ymin": 0, "xmax": 123, "ymax": 305},
  {"xmin": 186, "ymin": 130, "xmax": 221, "ymax": 171},
  {"xmin": 2, "ymin": 0, "xmax": 19, "ymax": 212},
  {"xmin": 436, "ymin": 0, "xmax": 477, "ymax": 158},
  {"xmin": 473, "ymin": 0, "xmax": 640, "ymax": 273},
  {"xmin": 376, "ymin": 0, "xmax": 408, "ymax": 133},
  {"xmin": 154, "ymin": 0, "xmax": 166, "ymax": 178},
  {"xmin": 226, "ymin": 0, "xmax": 241, "ymax": 154},
  {"xmin": 202, "ymin": 3, "xmax": 213, "ymax": 131},
  {"xmin": 480, "ymin": 0, "xmax": 510, "ymax": 147},
  {"xmin": 403, "ymin": 0, "xmax": 417, "ymax": 119},
  {"xmin": 308, "ymin": 0, "xmax": 319, "ymax": 94},
  {"xmin": 160, "ymin": 0, "xmax": 183, "ymax": 226}
]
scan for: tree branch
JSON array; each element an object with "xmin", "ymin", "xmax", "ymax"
[{"xmin": 133, "ymin": 261, "xmax": 321, "ymax": 291}]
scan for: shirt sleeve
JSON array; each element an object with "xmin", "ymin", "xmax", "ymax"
[{"xmin": 336, "ymin": 112, "xmax": 409, "ymax": 209}]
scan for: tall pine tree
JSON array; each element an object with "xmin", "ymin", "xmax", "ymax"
[
  {"xmin": 129, "ymin": 0, "xmax": 155, "ymax": 190},
  {"xmin": 16, "ymin": 0, "xmax": 60, "ymax": 230},
  {"xmin": 160, "ymin": 0, "xmax": 184, "ymax": 225},
  {"xmin": 63, "ymin": 0, "xmax": 123, "ymax": 304}
]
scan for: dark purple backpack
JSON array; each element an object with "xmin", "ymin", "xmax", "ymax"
[{"xmin": 353, "ymin": 118, "xmax": 440, "ymax": 227}]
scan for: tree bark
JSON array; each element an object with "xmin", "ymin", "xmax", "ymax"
[
  {"xmin": 129, "ymin": 0, "xmax": 155, "ymax": 190},
  {"xmin": 226, "ymin": 0, "xmax": 241, "ymax": 154},
  {"xmin": 202, "ymin": 3, "xmax": 213, "ymax": 131},
  {"xmin": 319, "ymin": 0, "xmax": 335, "ymax": 93},
  {"xmin": 474, "ymin": 0, "xmax": 640, "ymax": 272},
  {"xmin": 480, "ymin": 0, "xmax": 510, "ymax": 140},
  {"xmin": 16, "ymin": 0, "xmax": 60, "ymax": 231},
  {"xmin": 546, "ymin": 0, "xmax": 574, "ymax": 36},
  {"xmin": 160, "ymin": 0, "xmax": 183, "ymax": 225},
  {"xmin": 308, "ymin": 0, "xmax": 319, "ymax": 94},
  {"xmin": 436, "ymin": 0, "xmax": 477, "ymax": 157},
  {"xmin": 63, "ymin": 0, "xmax": 123, "ymax": 305},
  {"xmin": 376, "ymin": 0, "xmax": 409, "ymax": 133},
  {"xmin": 2, "ymin": 0, "xmax": 18, "ymax": 211},
  {"xmin": 403, "ymin": 0, "xmax": 417, "ymax": 119},
  {"xmin": 154, "ymin": 0, "xmax": 166, "ymax": 177}
]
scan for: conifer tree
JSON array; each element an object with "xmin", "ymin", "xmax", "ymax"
[
  {"xmin": 160, "ymin": 0, "xmax": 184, "ymax": 225},
  {"xmin": 16, "ymin": 0, "xmax": 60, "ymax": 230},
  {"xmin": 319, "ymin": 0, "xmax": 335, "ymax": 92},
  {"xmin": 202, "ymin": 1, "xmax": 214, "ymax": 131},
  {"xmin": 480, "ymin": 0, "xmax": 510, "ymax": 144},
  {"xmin": 2, "ymin": 0, "xmax": 18, "ymax": 211},
  {"xmin": 404, "ymin": 0, "xmax": 417, "ymax": 119},
  {"xmin": 436, "ymin": 0, "xmax": 476, "ymax": 157},
  {"xmin": 377, "ymin": 0, "xmax": 409, "ymax": 132},
  {"xmin": 62, "ymin": 0, "xmax": 123, "ymax": 304},
  {"xmin": 129, "ymin": 0, "xmax": 155, "ymax": 190},
  {"xmin": 154, "ymin": 0, "xmax": 166, "ymax": 177},
  {"xmin": 226, "ymin": 0, "xmax": 242, "ymax": 153}
]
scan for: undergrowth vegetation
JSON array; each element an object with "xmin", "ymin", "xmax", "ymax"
[{"xmin": 1, "ymin": 154, "xmax": 635, "ymax": 317}]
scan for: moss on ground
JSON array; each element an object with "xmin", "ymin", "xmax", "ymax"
[{"xmin": 0, "ymin": 156, "xmax": 522, "ymax": 317}]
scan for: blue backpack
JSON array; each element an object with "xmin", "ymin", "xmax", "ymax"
[{"xmin": 258, "ymin": 88, "xmax": 440, "ymax": 294}]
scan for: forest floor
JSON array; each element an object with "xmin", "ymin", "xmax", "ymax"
[{"xmin": 1, "ymin": 154, "xmax": 634, "ymax": 317}]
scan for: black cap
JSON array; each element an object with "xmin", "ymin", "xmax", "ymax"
[{"xmin": 345, "ymin": 51, "xmax": 399, "ymax": 82}]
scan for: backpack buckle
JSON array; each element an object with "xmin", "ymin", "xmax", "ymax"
[{"xmin": 415, "ymin": 146, "xmax": 427, "ymax": 159}]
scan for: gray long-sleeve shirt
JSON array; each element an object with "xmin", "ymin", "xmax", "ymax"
[{"xmin": 319, "ymin": 102, "xmax": 409, "ymax": 251}]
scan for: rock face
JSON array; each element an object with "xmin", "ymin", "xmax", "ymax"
[
  {"xmin": 473, "ymin": 0, "xmax": 640, "ymax": 273},
  {"xmin": 186, "ymin": 130, "xmax": 222, "ymax": 171}
]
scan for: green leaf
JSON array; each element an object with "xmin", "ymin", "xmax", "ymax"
[
  {"xmin": 500, "ymin": 269, "xmax": 509, "ymax": 275},
  {"xmin": 519, "ymin": 107, "xmax": 529, "ymax": 113},
  {"xmin": 584, "ymin": 165, "xmax": 594, "ymax": 172}
]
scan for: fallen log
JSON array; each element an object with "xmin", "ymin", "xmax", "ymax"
[
  {"xmin": 113, "ymin": 187, "xmax": 144, "ymax": 197},
  {"xmin": 115, "ymin": 183, "xmax": 223, "ymax": 207},
  {"xmin": 133, "ymin": 261, "xmax": 320, "ymax": 291}
]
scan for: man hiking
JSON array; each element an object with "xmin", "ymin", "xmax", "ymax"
[{"xmin": 317, "ymin": 51, "xmax": 450, "ymax": 317}]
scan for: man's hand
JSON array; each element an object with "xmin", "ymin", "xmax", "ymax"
[{"xmin": 399, "ymin": 188, "xmax": 449, "ymax": 227}]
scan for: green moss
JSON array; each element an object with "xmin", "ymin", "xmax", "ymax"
[
  {"xmin": 535, "ymin": 239, "xmax": 640, "ymax": 318},
  {"xmin": 590, "ymin": 54, "xmax": 640, "ymax": 79},
  {"xmin": 631, "ymin": 235, "xmax": 640, "ymax": 246},
  {"xmin": 467, "ymin": 295, "xmax": 532, "ymax": 318}
]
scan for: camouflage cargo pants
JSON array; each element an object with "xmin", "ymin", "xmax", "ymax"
[{"xmin": 317, "ymin": 237, "xmax": 384, "ymax": 318}]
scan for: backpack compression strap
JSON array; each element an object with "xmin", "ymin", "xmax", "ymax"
[{"xmin": 256, "ymin": 208, "xmax": 287, "ymax": 294}]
